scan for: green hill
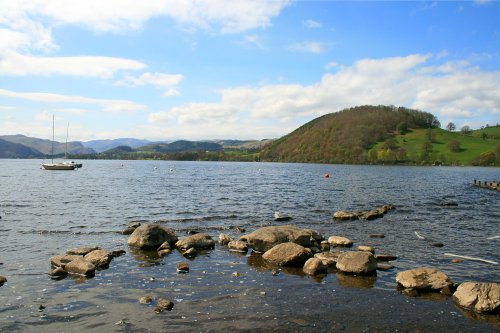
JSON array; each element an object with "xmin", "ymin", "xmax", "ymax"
[
  {"xmin": 138, "ymin": 140, "xmax": 222, "ymax": 153},
  {"xmin": 260, "ymin": 105, "xmax": 500, "ymax": 166},
  {"xmin": 0, "ymin": 134, "xmax": 95, "ymax": 155},
  {"xmin": 0, "ymin": 138, "xmax": 43, "ymax": 158}
]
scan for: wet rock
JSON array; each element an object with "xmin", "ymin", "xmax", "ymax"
[
  {"xmin": 328, "ymin": 235, "xmax": 353, "ymax": 247},
  {"xmin": 439, "ymin": 201, "xmax": 458, "ymax": 207},
  {"xmin": 332, "ymin": 211, "xmax": 359, "ymax": 220},
  {"xmin": 48, "ymin": 267, "xmax": 68, "ymax": 279},
  {"xmin": 431, "ymin": 242, "xmax": 444, "ymax": 248},
  {"xmin": 396, "ymin": 267, "xmax": 452, "ymax": 292},
  {"xmin": 369, "ymin": 234, "xmax": 385, "ymax": 238},
  {"xmin": 262, "ymin": 242, "xmax": 313, "ymax": 267},
  {"xmin": 232, "ymin": 271, "xmax": 241, "ymax": 278},
  {"xmin": 66, "ymin": 247, "xmax": 99, "ymax": 256},
  {"xmin": 157, "ymin": 242, "xmax": 172, "ymax": 256},
  {"xmin": 182, "ymin": 247, "xmax": 197, "ymax": 258},
  {"xmin": 375, "ymin": 254, "xmax": 398, "ymax": 262},
  {"xmin": 376, "ymin": 263, "xmax": 394, "ymax": 271},
  {"xmin": 274, "ymin": 212, "xmax": 292, "ymax": 221},
  {"xmin": 128, "ymin": 223, "xmax": 178, "ymax": 249},
  {"xmin": 333, "ymin": 205, "xmax": 395, "ymax": 221},
  {"xmin": 177, "ymin": 262, "xmax": 189, "ymax": 273},
  {"xmin": 110, "ymin": 249, "xmax": 126, "ymax": 258},
  {"xmin": 122, "ymin": 222, "xmax": 141, "ymax": 235},
  {"xmin": 0, "ymin": 276, "xmax": 7, "ymax": 286},
  {"xmin": 357, "ymin": 245, "xmax": 375, "ymax": 253},
  {"xmin": 175, "ymin": 233, "xmax": 215, "ymax": 251},
  {"xmin": 228, "ymin": 240, "xmax": 248, "ymax": 253},
  {"xmin": 139, "ymin": 295, "xmax": 153, "ymax": 304},
  {"xmin": 303, "ymin": 228, "xmax": 324, "ymax": 243},
  {"xmin": 84, "ymin": 250, "xmax": 113, "ymax": 269},
  {"xmin": 320, "ymin": 241, "xmax": 330, "ymax": 251},
  {"xmin": 240, "ymin": 225, "xmax": 315, "ymax": 252},
  {"xmin": 453, "ymin": 282, "xmax": 500, "ymax": 314},
  {"xmin": 218, "ymin": 233, "xmax": 231, "ymax": 246},
  {"xmin": 187, "ymin": 229, "xmax": 199, "ymax": 235},
  {"xmin": 336, "ymin": 251, "xmax": 377, "ymax": 275},
  {"xmin": 314, "ymin": 252, "xmax": 342, "ymax": 267},
  {"xmin": 303, "ymin": 257, "xmax": 327, "ymax": 276},
  {"xmin": 157, "ymin": 298, "xmax": 174, "ymax": 312},
  {"xmin": 235, "ymin": 227, "xmax": 246, "ymax": 233},
  {"xmin": 62, "ymin": 258, "xmax": 96, "ymax": 277},
  {"xmin": 50, "ymin": 254, "xmax": 83, "ymax": 268},
  {"xmin": 451, "ymin": 259, "xmax": 462, "ymax": 263}
]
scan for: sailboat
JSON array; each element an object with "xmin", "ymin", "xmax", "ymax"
[{"xmin": 42, "ymin": 115, "xmax": 80, "ymax": 170}]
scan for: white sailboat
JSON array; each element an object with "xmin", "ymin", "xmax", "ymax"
[{"xmin": 42, "ymin": 115, "xmax": 80, "ymax": 170}]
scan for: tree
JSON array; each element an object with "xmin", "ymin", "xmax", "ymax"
[
  {"xmin": 446, "ymin": 122, "xmax": 456, "ymax": 131},
  {"xmin": 460, "ymin": 125, "xmax": 472, "ymax": 135},
  {"xmin": 397, "ymin": 121, "xmax": 408, "ymax": 134},
  {"xmin": 446, "ymin": 140, "xmax": 461, "ymax": 152}
]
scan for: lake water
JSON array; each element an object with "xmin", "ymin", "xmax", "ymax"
[{"xmin": 0, "ymin": 159, "xmax": 498, "ymax": 332}]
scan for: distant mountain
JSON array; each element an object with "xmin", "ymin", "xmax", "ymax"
[
  {"xmin": 102, "ymin": 145, "xmax": 134, "ymax": 154},
  {"xmin": 211, "ymin": 139, "xmax": 275, "ymax": 149},
  {"xmin": 138, "ymin": 140, "xmax": 222, "ymax": 152},
  {"xmin": 0, "ymin": 138, "xmax": 43, "ymax": 158},
  {"xmin": 83, "ymin": 138, "xmax": 153, "ymax": 153},
  {"xmin": 0, "ymin": 134, "xmax": 95, "ymax": 155}
]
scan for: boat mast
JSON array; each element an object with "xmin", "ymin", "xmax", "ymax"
[
  {"xmin": 51, "ymin": 114, "xmax": 55, "ymax": 163},
  {"xmin": 65, "ymin": 122, "xmax": 69, "ymax": 159}
]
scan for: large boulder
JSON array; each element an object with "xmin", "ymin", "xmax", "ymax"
[
  {"xmin": 303, "ymin": 257, "xmax": 327, "ymax": 276},
  {"xmin": 84, "ymin": 250, "xmax": 113, "ymax": 269},
  {"xmin": 50, "ymin": 254, "xmax": 83, "ymax": 268},
  {"xmin": 262, "ymin": 242, "xmax": 313, "ymax": 267},
  {"xmin": 62, "ymin": 257, "xmax": 95, "ymax": 277},
  {"xmin": 314, "ymin": 252, "xmax": 343, "ymax": 267},
  {"xmin": 240, "ymin": 226, "xmax": 315, "ymax": 252},
  {"xmin": 336, "ymin": 251, "xmax": 377, "ymax": 274},
  {"xmin": 396, "ymin": 267, "xmax": 451, "ymax": 291},
  {"xmin": 128, "ymin": 224, "xmax": 178, "ymax": 249},
  {"xmin": 453, "ymin": 282, "xmax": 500, "ymax": 313},
  {"xmin": 175, "ymin": 233, "xmax": 215, "ymax": 251}
]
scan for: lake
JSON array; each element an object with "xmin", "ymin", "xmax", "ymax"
[{"xmin": 0, "ymin": 159, "xmax": 499, "ymax": 332}]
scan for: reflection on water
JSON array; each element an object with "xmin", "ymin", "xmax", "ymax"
[{"xmin": 336, "ymin": 272, "xmax": 377, "ymax": 289}]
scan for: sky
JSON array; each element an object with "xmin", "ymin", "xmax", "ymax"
[{"xmin": 0, "ymin": 0, "xmax": 499, "ymax": 142}]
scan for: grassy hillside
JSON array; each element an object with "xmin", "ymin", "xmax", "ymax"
[{"xmin": 0, "ymin": 139, "xmax": 43, "ymax": 158}]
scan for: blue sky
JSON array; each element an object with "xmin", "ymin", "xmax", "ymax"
[{"xmin": 0, "ymin": 0, "xmax": 499, "ymax": 142}]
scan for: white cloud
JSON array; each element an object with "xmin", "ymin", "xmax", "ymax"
[
  {"xmin": 325, "ymin": 62, "xmax": 338, "ymax": 71},
  {"xmin": 0, "ymin": 88, "xmax": 146, "ymax": 113},
  {"xmin": 289, "ymin": 41, "xmax": 326, "ymax": 54},
  {"xmin": 302, "ymin": 19, "xmax": 321, "ymax": 29},
  {"xmin": 147, "ymin": 54, "xmax": 500, "ymax": 139},
  {"xmin": 115, "ymin": 72, "xmax": 183, "ymax": 96}
]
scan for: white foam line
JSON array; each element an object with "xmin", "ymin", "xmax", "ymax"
[
  {"xmin": 444, "ymin": 253, "xmax": 498, "ymax": 265},
  {"xmin": 414, "ymin": 231, "xmax": 425, "ymax": 240},
  {"xmin": 487, "ymin": 235, "xmax": 500, "ymax": 240}
]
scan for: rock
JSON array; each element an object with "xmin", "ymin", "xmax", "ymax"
[
  {"xmin": 235, "ymin": 227, "xmax": 246, "ymax": 233},
  {"xmin": 240, "ymin": 226, "xmax": 315, "ymax": 252},
  {"xmin": 314, "ymin": 252, "xmax": 342, "ymax": 267},
  {"xmin": 453, "ymin": 282, "xmax": 500, "ymax": 313},
  {"xmin": 66, "ymin": 247, "xmax": 99, "ymax": 256},
  {"xmin": 320, "ymin": 241, "xmax": 330, "ymax": 251},
  {"xmin": 128, "ymin": 224, "xmax": 178, "ymax": 249},
  {"xmin": 396, "ymin": 267, "xmax": 452, "ymax": 291},
  {"xmin": 175, "ymin": 233, "xmax": 215, "ymax": 251},
  {"xmin": 157, "ymin": 242, "xmax": 172, "ymax": 256},
  {"xmin": 48, "ymin": 267, "xmax": 68, "ymax": 279},
  {"xmin": 156, "ymin": 298, "xmax": 174, "ymax": 312},
  {"xmin": 274, "ymin": 212, "xmax": 292, "ymax": 221},
  {"xmin": 376, "ymin": 263, "xmax": 394, "ymax": 271},
  {"xmin": 228, "ymin": 240, "xmax": 248, "ymax": 253},
  {"xmin": 50, "ymin": 254, "xmax": 83, "ymax": 268},
  {"xmin": 328, "ymin": 236, "xmax": 353, "ymax": 247},
  {"xmin": 262, "ymin": 242, "xmax": 313, "ymax": 267},
  {"xmin": 84, "ymin": 250, "xmax": 113, "ymax": 269},
  {"xmin": 139, "ymin": 296, "xmax": 153, "ymax": 304},
  {"xmin": 369, "ymin": 234, "xmax": 385, "ymax": 238},
  {"xmin": 431, "ymin": 242, "xmax": 444, "ymax": 248},
  {"xmin": 218, "ymin": 233, "xmax": 231, "ymax": 246},
  {"xmin": 232, "ymin": 271, "xmax": 241, "ymax": 278},
  {"xmin": 332, "ymin": 211, "xmax": 359, "ymax": 220},
  {"xmin": 303, "ymin": 228, "xmax": 324, "ymax": 243},
  {"xmin": 110, "ymin": 249, "xmax": 126, "ymax": 257},
  {"xmin": 336, "ymin": 251, "xmax": 377, "ymax": 275},
  {"xmin": 303, "ymin": 257, "xmax": 327, "ymax": 276},
  {"xmin": 357, "ymin": 245, "xmax": 375, "ymax": 253},
  {"xmin": 375, "ymin": 254, "xmax": 398, "ymax": 262},
  {"xmin": 333, "ymin": 205, "xmax": 395, "ymax": 221},
  {"xmin": 122, "ymin": 222, "xmax": 141, "ymax": 235},
  {"xmin": 62, "ymin": 258, "xmax": 96, "ymax": 277},
  {"xmin": 451, "ymin": 259, "xmax": 462, "ymax": 263},
  {"xmin": 177, "ymin": 262, "xmax": 189, "ymax": 273},
  {"xmin": 0, "ymin": 276, "xmax": 7, "ymax": 286},
  {"xmin": 182, "ymin": 247, "xmax": 197, "ymax": 258}
]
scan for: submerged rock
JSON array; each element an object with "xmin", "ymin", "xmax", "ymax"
[
  {"xmin": 122, "ymin": 222, "xmax": 141, "ymax": 235},
  {"xmin": 157, "ymin": 242, "xmax": 172, "ymax": 256},
  {"xmin": 228, "ymin": 240, "xmax": 248, "ymax": 253},
  {"xmin": 66, "ymin": 247, "xmax": 99, "ymax": 256},
  {"xmin": 128, "ymin": 224, "xmax": 178, "ymax": 249},
  {"xmin": 396, "ymin": 267, "xmax": 451, "ymax": 292},
  {"xmin": 303, "ymin": 257, "xmax": 327, "ymax": 276},
  {"xmin": 336, "ymin": 251, "xmax": 377, "ymax": 275},
  {"xmin": 333, "ymin": 205, "xmax": 395, "ymax": 221},
  {"xmin": 262, "ymin": 242, "xmax": 313, "ymax": 267},
  {"xmin": 177, "ymin": 262, "xmax": 189, "ymax": 273},
  {"xmin": 182, "ymin": 247, "xmax": 197, "ymax": 258},
  {"xmin": 375, "ymin": 254, "xmax": 398, "ymax": 262},
  {"xmin": 218, "ymin": 233, "xmax": 231, "ymax": 246},
  {"xmin": 62, "ymin": 258, "xmax": 96, "ymax": 277},
  {"xmin": 48, "ymin": 267, "xmax": 68, "ymax": 280},
  {"xmin": 240, "ymin": 225, "xmax": 316, "ymax": 252},
  {"xmin": 139, "ymin": 295, "xmax": 153, "ymax": 304},
  {"xmin": 176, "ymin": 233, "xmax": 215, "ymax": 251},
  {"xmin": 84, "ymin": 250, "xmax": 113, "ymax": 269},
  {"xmin": 156, "ymin": 298, "xmax": 174, "ymax": 312},
  {"xmin": 453, "ymin": 282, "xmax": 500, "ymax": 314}
]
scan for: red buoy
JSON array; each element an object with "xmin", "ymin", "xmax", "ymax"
[{"xmin": 324, "ymin": 172, "xmax": 330, "ymax": 178}]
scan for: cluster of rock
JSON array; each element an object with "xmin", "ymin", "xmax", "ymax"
[
  {"xmin": 138, "ymin": 295, "xmax": 174, "ymax": 314},
  {"xmin": 49, "ymin": 247, "xmax": 125, "ymax": 279},
  {"xmin": 333, "ymin": 204, "xmax": 395, "ymax": 221}
]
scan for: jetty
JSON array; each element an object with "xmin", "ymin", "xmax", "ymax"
[{"xmin": 473, "ymin": 180, "xmax": 499, "ymax": 191}]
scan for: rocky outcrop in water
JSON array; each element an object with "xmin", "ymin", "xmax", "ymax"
[
  {"xmin": 84, "ymin": 250, "xmax": 113, "ymax": 269},
  {"xmin": 333, "ymin": 204, "xmax": 395, "ymax": 221},
  {"xmin": 240, "ymin": 225, "xmax": 320, "ymax": 252},
  {"xmin": 328, "ymin": 235, "xmax": 353, "ymax": 247},
  {"xmin": 122, "ymin": 222, "xmax": 141, "ymax": 235},
  {"xmin": 396, "ymin": 267, "xmax": 452, "ymax": 292},
  {"xmin": 453, "ymin": 282, "xmax": 500, "ymax": 313},
  {"xmin": 0, "ymin": 276, "xmax": 6, "ymax": 286},
  {"xmin": 228, "ymin": 240, "xmax": 248, "ymax": 253},
  {"xmin": 336, "ymin": 251, "xmax": 377, "ymax": 275},
  {"xmin": 314, "ymin": 252, "xmax": 342, "ymax": 267},
  {"xmin": 175, "ymin": 233, "xmax": 215, "ymax": 251},
  {"xmin": 157, "ymin": 242, "xmax": 172, "ymax": 256},
  {"xmin": 128, "ymin": 223, "xmax": 178, "ymax": 249},
  {"xmin": 218, "ymin": 233, "xmax": 231, "ymax": 245},
  {"xmin": 303, "ymin": 257, "xmax": 327, "ymax": 276},
  {"xmin": 262, "ymin": 242, "xmax": 313, "ymax": 267}
]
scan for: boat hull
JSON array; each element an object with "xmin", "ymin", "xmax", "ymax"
[{"xmin": 42, "ymin": 163, "xmax": 76, "ymax": 170}]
